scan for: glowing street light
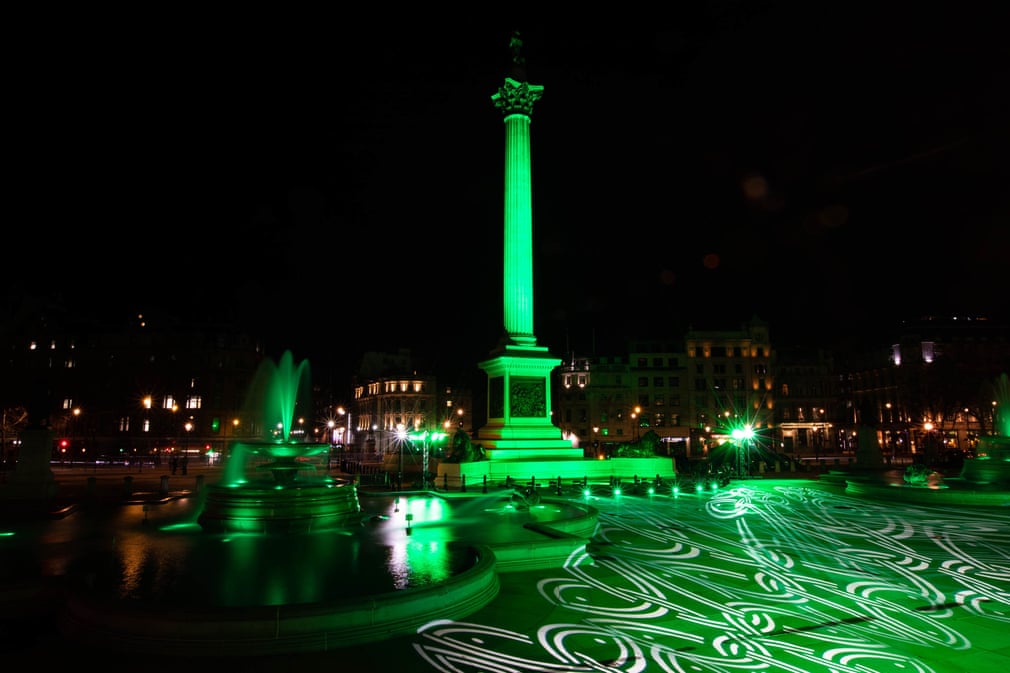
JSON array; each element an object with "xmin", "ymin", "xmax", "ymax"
[
  {"xmin": 225, "ymin": 418, "xmax": 239, "ymax": 458},
  {"xmin": 406, "ymin": 429, "xmax": 447, "ymax": 491},
  {"xmin": 730, "ymin": 423, "xmax": 756, "ymax": 477},
  {"xmin": 70, "ymin": 407, "xmax": 82, "ymax": 457},
  {"xmin": 396, "ymin": 424, "xmax": 407, "ymax": 491},
  {"xmin": 337, "ymin": 406, "xmax": 352, "ymax": 449}
]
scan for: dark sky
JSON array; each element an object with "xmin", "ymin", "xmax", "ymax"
[{"xmin": 11, "ymin": 10, "xmax": 1010, "ymax": 386}]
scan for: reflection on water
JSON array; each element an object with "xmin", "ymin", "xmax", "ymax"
[{"xmin": 2, "ymin": 492, "xmax": 574, "ymax": 609}]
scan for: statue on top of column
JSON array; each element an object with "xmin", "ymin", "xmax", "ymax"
[
  {"xmin": 509, "ymin": 31, "xmax": 524, "ymax": 67},
  {"xmin": 508, "ymin": 30, "xmax": 526, "ymax": 81}
]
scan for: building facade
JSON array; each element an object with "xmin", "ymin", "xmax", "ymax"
[{"xmin": 4, "ymin": 295, "xmax": 1007, "ymax": 475}]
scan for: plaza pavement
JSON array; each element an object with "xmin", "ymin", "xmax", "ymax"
[{"xmin": 2, "ymin": 463, "xmax": 1009, "ymax": 673}]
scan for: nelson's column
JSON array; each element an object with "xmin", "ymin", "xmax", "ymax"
[{"xmin": 438, "ymin": 33, "xmax": 677, "ymax": 487}]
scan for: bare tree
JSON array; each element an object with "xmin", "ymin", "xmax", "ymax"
[{"xmin": 1, "ymin": 405, "xmax": 29, "ymax": 464}]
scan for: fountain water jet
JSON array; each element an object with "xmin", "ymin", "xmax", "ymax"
[{"xmin": 197, "ymin": 350, "xmax": 361, "ymax": 534}]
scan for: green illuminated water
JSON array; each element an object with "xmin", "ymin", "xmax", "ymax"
[
  {"xmin": 995, "ymin": 372, "xmax": 1009, "ymax": 437},
  {"xmin": 249, "ymin": 349, "xmax": 311, "ymax": 443},
  {"xmin": 219, "ymin": 350, "xmax": 326, "ymax": 487}
]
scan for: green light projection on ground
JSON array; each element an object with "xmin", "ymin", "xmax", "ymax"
[{"xmin": 413, "ymin": 483, "xmax": 1010, "ymax": 673}]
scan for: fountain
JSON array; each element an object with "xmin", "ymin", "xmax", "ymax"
[
  {"xmin": 960, "ymin": 372, "xmax": 1010, "ymax": 486},
  {"xmin": 837, "ymin": 373, "xmax": 1010, "ymax": 506},
  {"xmin": 197, "ymin": 350, "xmax": 361, "ymax": 533},
  {"xmin": 45, "ymin": 350, "xmax": 598, "ymax": 656}
]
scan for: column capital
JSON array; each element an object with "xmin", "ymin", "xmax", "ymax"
[{"xmin": 492, "ymin": 77, "xmax": 544, "ymax": 117}]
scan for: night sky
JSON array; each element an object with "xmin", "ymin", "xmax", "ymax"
[{"xmin": 10, "ymin": 10, "xmax": 1009, "ymax": 386}]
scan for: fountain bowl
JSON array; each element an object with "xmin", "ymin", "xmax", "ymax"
[
  {"xmin": 198, "ymin": 440, "xmax": 361, "ymax": 534},
  {"xmin": 960, "ymin": 435, "xmax": 1010, "ymax": 486}
]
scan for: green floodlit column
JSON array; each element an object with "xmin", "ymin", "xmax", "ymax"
[{"xmin": 492, "ymin": 76, "xmax": 543, "ymax": 348}]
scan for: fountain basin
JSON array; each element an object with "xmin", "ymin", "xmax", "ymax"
[
  {"xmin": 59, "ymin": 541, "xmax": 498, "ymax": 656},
  {"xmin": 197, "ymin": 478, "xmax": 361, "ymax": 534},
  {"xmin": 960, "ymin": 436, "xmax": 1010, "ymax": 486},
  {"xmin": 49, "ymin": 492, "xmax": 596, "ymax": 656},
  {"xmin": 827, "ymin": 468, "xmax": 1010, "ymax": 506},
  {"xmin": 200, "ymin": 436, "xmax": 357, "ymax": 533}
]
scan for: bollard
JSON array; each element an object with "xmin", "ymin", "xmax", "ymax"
[
  {"xmin": 160, "ymin": 475, "xmax": 170, "ymax": 496},
  {"xmin": 194, "ymin": 474, "xmax": 204, "ymax": 494},
  {"xmin": 461, "ymin": 474, "xmax": 466, "ymax": 493},
  {"xmin": 556, "ymin": 475, "xmax": 562, "ymax": 495},
  {"xmin": 505, "ymin": 475, "xmax": 513, "ymax": 488},
  {"xmin": 482, "ymin": 475, "xmax": 488, "ymax": 494},
  {"xmin": 443, "ymin": 473, "xmax": 448, "ymax": 490}
]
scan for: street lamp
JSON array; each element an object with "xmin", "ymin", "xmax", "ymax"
[
  {"xmin": 323, "ymin": 419, "xmax": 336, "ymax": 470},
  {"xmin": 731, "ymin": 423, "xmax": 756, "ymax": 477},
  {"xmin": 395, "ymin": 424, "xmax": 407, "ymax": 491},
  {"xmin": 922, "ymin": 421, "xmax": 935, "ymax": 460},
  {"xmin": 632, "ymin": 406, "xmax": 641, "ymax": 441},
  {"xmin": 337, "ymin": 406, "xmax": 352, "ymax": 449},
  {"xmin": 71, "ymin": 407, "xmax": 82, "ymax": 461},
  {"xmin": 222, "ymin": 418, "xmax": 239, "ymax": 461}
]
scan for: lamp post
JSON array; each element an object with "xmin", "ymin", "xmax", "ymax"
[
  {"xmin": 337, "ymin": 406, "xmax": 352, "ymax": 450},
  {"xmin": 71, "ymin": 407, "xmax": 82, "ymax": 463},
  {"xmin": 414, "ymin": 430, "xmax": 431, "ymax": 491},
  {"xmin": 632, "ymin": 406, "xmax": 641, "ymax": 441},
  {"xmin": 222, "ymin": 418, "xmax": 239, "ymax": 463},
  {"xmin": 731, "ymin": 423, "xmax": 755, "ymax": 477},
  {"xmin": 922, "ymin": 421, "xmax": 935, "ymax": 462},
  {"xmin": 395, "ymin": 424, "xmax": 407, "ymax": 491}
]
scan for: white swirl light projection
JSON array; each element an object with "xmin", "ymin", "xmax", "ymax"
[{"xmin": 412, "ymin": 483, "xmax": 1009, "ymax": 673}]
